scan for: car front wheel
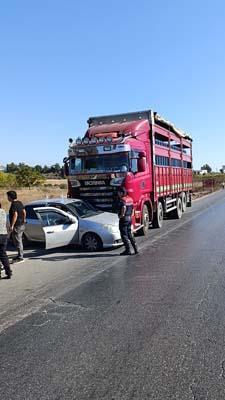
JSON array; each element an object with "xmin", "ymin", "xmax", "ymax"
[{"xmin": 82, "ymin": 232, "xmax": 103, "ymax": 252}]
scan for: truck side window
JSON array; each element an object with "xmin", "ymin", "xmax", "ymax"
[
  {"xmin": 130, "ymin": 149, "xmax": 141, "ymax": 173},
  {"xmin": 70, "ymin": 158, "xmax": 82, "ymax": 173},
  {"xmin": 130, "ymin": 158, "xmax": 138, "ymax": 173}
]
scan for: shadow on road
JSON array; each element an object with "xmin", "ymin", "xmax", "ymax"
[{"xmin": 7, "ymin": 242, "xmax": 120, "ymax": 263}]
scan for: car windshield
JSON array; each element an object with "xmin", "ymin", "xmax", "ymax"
[
  {"xmin": 66, "ymin": 200, "xmax": 100, "ymax": 218},
  {"xmin": 70, "ymin": 153, "xmax": 129, "ymax": 173}
]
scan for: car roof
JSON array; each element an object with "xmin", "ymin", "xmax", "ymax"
[{"xmin": 25, "ymin": 197, "xmax": 81, "ymax": 206}]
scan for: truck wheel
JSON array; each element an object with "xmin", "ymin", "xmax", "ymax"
[
  {"xmin": 152, "ymin": 201, "xmax": 163, "ymax": 228},
  {"xmin": 181, "ymin": 193, "xmax": 187, "ymax": 212},
  {"xmin": 173, "ymin": 197, "xmax": 182, "ymax": 219},
  {"xmin": 82, "ymin": 232, "xmax": 103, "ymax": 252},
  {"xmin": 187, "ymin": 192, "xmax": 192, "ymax": 207},
  {"xmin": 139, "ymin": 205, "xmax": 149, "ymax": 236}
]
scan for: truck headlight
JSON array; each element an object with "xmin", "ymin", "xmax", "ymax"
[
  {"xmin": 70, "ymin": 179, "xmax": 81, "ymax": 187},
  {"xmin": 110, "ymin": 177, "xmax": 124, "ymax": 186}
]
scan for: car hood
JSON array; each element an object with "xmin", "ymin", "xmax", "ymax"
[{"xmin": 84, "ymin": 212, "xmax": 119, "ymax": 226}]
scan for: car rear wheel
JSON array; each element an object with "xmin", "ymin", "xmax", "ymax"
[{"xmin": 82, "ymin": 232, "xmax": 103, "ymax": 252}]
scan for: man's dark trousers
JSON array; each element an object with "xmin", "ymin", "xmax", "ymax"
[
  {"xmin": 12, "ymin": 224, "xmax": 25, "ymax": 259},
  {"xmin": 119, "ymin": 220, "xmax": 137, "ymax": 253},
  {"xmin": 0, "ymin": 234, "xmax": 11, "ymax": 277}
]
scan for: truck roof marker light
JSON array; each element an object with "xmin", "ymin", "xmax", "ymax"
[
  {"xmin": 90, "ymin": 137, "xmax": 98, "ymax": 144},
  {"xmin": 83, "ymin": 137, "xmax": 89, "ymax": 144},
  {"xmin": 98, "ymin": 137, "xmax": 105, "ymax": 144},
  {"xmin": 76, "ymin": 138, "xmax": 82, "ymax": 145}
]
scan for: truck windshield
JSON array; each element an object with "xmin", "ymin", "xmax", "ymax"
[{"xmin": 70, "ymin": 153, "xmax": 129, "ymax": 173}]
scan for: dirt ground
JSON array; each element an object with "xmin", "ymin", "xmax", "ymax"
[{"xmin": 0, "ymin": 186, "xmax": 67, "ymax": 211}]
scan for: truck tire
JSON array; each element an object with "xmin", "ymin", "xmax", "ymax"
[
  {"xmin": 152, "ymin": 201, "xmax": 163, "ymax": 228},
  {"xmin": 139, "ymin": 205, "xmax": 149, "ymax": 236},
  {"xmin": 181, "ymin": 193, "xmax": 187, "ymax": 212},
  {"xmin": 187, "ymin": 192, "xmax": 192, "ymax": 207},
  {"xmin": 173, "ymin": 197, "xmax": 182, "ymax": 219}
]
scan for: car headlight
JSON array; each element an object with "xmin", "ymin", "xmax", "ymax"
[
  {"xmin": 110, "ymin": 177, "xmax": 124, "ymax": 186},
  {"xmin": 103, "ymin": 224, "xmax": 119, "ymax": 234}
]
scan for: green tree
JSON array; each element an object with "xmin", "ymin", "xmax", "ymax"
[
  {"xmin": 6, "ymin": 162, "xmax": 18, "ymax": 173},
  {"xmin": 42, "ymin": 165, "xmax": 50, "ymax": 174},
  {"xmin": 34, "ymin": 164, "xmax": 43, "ymax": 173},
  {"xmin": 50, "ymin": 163, "xmax": 61, "ymax": 174},
  {"xmin": 201, "ymin": 164, "xmax": 212, "ymax": 173},
  {"xmin": 16, "ymin": 166, "xmax": 45, "ymax": 188}
]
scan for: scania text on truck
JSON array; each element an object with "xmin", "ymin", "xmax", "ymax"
[{"xmin": 64, "ymin": 110, "xmax": 192, "ymax": 235}]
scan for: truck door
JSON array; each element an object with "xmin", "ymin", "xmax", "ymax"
[{"xmin": 34, "ymin": 207, "xmax": 78, "ymax": 250}]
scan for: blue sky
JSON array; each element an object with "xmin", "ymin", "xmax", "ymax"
[{"xmin": 0, "ymin": 0, "xmax": 225, "ymax": 170}]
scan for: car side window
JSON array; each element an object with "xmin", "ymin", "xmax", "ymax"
[
  {"xmin": 38, "ymin": 211, "xmax": 71, "ymax": 227},
  {"xmin": 25, "ymin": 206, "xmax": 39, "ymax": 220}
]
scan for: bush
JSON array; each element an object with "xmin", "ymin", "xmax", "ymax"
[
  {"xmin": 0, "ymin": 172, "xmax": 17, "ymax": 188},
  {"xmin": 16, "ymin": 166, "xmax": 45, "ymax": 187}
]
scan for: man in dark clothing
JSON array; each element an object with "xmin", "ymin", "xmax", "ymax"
[
  {"xmin": 7, "ymin": 190, "xmax": 26, "ymax": 263},
  {"xmin": 0, "ymin": 203, "xmax": 12, "ymax": 278},
  {"xmin": 117, "ymin": 187, "xmax": 138, "ymax": 256}
]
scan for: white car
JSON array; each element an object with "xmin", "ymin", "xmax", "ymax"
[{"xmin": 24, "ymin": 198, "xmax": 122, "ymax": 251}]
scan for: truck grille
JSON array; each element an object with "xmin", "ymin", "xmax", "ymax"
[{"xmin": 77, "ymin": 182, "xmax": 117, "ymax": 211}]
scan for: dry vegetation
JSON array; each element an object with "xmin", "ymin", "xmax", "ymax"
[{"xmin": 0, "ymin": 180, "xmax": 67, "ymax": 210}]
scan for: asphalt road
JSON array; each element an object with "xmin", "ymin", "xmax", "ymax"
[{"xmin": 1, "ymin": 190, "xmax": 225, "ymax": 399}]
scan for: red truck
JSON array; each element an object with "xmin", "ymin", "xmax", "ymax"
[{"xmin": 64, "ymin": 110, "xmax": 192, "ymax": 235}]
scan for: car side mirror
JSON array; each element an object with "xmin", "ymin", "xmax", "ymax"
[{"xmin": 69, "ymin": 216, "xmax": 77, "ymax": 224}]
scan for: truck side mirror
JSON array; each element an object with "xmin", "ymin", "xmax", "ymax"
[
  {"xmin": 139, "ymin": 151, "xmax": 146, "ymax": 158},
  {"xmin": 64, "ymin": 163, "xmax": 69, "ymax": 177},
  {"xmin": 138, "ymin": 157, "xmax": 146, "ymax": 172}
]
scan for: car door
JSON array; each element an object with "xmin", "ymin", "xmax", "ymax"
[
  {"xmin": 25, "ymin": 205, "xmax": 45, "ymax": 241},
  {"xmin": 34, "ymin": 207, "xmax": 79, "ymax": 250}
]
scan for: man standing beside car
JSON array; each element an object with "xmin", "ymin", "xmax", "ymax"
[{"xmin": 7, "ymin": 190, "xmax": 26, "ymax": 263}]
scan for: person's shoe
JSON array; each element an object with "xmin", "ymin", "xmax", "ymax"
[
  {"xmin": 120, "ymin": 250, "xmax": 132, "ymax": 256},
  {"xmin": 12, "ymin": 257, "xmax": 24, "ymax": 264}
]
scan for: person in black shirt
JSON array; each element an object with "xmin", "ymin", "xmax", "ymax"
[{"xmin": 7, "ymin": 190, "xmax": 26, "ymax": 263}]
